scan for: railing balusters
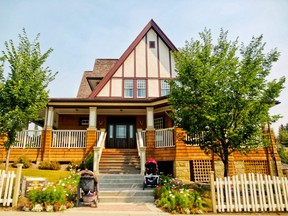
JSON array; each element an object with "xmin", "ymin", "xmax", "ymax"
[{"xmin": 155, "ymin": 128, "xmax": 174, "ymax": 148}]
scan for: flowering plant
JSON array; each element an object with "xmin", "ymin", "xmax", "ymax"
[
  {"xmin": 154, "ymin": 175, "xmax": 206, "ymax": 214},
  {"xmin": 23, "ymin": 170, "xmax": 80, "ymax": 212}
]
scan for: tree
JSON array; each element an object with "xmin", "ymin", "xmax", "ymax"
[
  {"xmin": 278, "ymin": 124, "xmax": 288, "ymax": 147},
  {"xmin": 168, "ymin": 29, "xmax": 285, "ymax": 177},
  {"xmin": 0, "ymin": 29, "xmax": 57, "ymax": 172}
]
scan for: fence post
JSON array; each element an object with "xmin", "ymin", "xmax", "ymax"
[
  {"xmin": 12, "ymin": 163, "xmax": 23, "ymax": 207},
  {"xmin": 210, "ymin": 171, "xmax": 217, "ymax": 213}
]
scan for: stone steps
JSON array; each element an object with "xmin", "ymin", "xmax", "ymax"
[
  {"xmin": 98, "ymin": 174, "xmax": 154, "ymax": 203},
  {"xmin": 99, "ymin": 149, "xmax": 140, "ymax": 174}
]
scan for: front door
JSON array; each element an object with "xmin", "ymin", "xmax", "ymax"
[{"xmin": 106, "ymin": 117, "xmax": 136, "ymax": 148}]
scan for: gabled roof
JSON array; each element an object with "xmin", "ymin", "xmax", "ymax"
[{"xmin": 88, "ymin": 19, "xmax": 178, "ymax": 98}]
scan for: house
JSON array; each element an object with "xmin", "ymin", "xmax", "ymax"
[{"xmin": 0, "ymin": 19, "xmax": 282, "ymax": 181}]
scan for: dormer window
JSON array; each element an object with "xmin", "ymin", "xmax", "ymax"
[{"xmin": 149, "ymin": 41, "xmax": 155, "ymax": 48}]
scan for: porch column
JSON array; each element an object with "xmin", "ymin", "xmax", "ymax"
[
  {"xmin": 88, "ymin": 107, "xmax": 97, "ymax": 130},
  {"xmin": 86, "ymin": 107, "xmax": 98, "ymax": 158},
  {"xmin": 42, "ymin": 107, "xmax": 54, "ymax": 161},
  {"xmin": 146, "ymin": 107, "xmax": 155, "ymax": 159},
  {"xmin": 146, "ymin": 107, "xmax": 154, "ymax": 130}
]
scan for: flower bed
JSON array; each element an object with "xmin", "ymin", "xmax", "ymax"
[
  {"xmin": 22, "ymin": 170, "xmax": 80, "ymax": 212},
  {"xmin": 154, "ymin": 175, "xmax": 209, "ymax": 214}
]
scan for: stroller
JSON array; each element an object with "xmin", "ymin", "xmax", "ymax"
[
  {"xmin": 143, "ymin": 158, "xmax": 159, "ymax": 190},
  {"xmin": 77, "ymin": 169, "xmax": 99, "ymax": 207}
]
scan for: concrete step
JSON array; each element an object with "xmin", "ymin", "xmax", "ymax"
[{"xmin": 98, "ymin": 174, "xmax": 154, "ymax": 203}]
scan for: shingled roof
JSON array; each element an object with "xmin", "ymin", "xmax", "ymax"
[{"xmin": 76, "ymin": 59, "xmax": 118, "ymax": 98}]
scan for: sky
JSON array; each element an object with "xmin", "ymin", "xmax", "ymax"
[{"xmin": 0, "ymin": 0, "xmax": 287, "ymax": 134}]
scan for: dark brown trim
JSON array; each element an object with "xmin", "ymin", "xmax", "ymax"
[
  {"xmin": 88, "ymin": 19, "xmax": 178, "ymax": 98},
  {"xmin": 157, "ymin": 36, "xmax": 160, "ymax": 78},
  {"xmin": 169, "ymin": 51, "xmax": 172, "ymax": 77}
]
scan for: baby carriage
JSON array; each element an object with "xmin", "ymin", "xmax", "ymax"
[
  {"xmin": 77, "ymin": 169, "xmax": 99, "ymax": 207},
  {"xmin": 143, "ymin": 158, "xmax": 159, "ymax": 190}
]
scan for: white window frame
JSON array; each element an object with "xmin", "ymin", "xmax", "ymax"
[
  {"xmin": 124, "ymin": 79, "xmax": 134, "ymax": 98},
  {"xmin": 161, "ymin": 80, "xmax": 170, "ymax": 96},
  {"xmin": 137, "ymin": 79, "xmax": 146, "ymax": 98}
]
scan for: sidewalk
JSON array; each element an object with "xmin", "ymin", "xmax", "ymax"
[{"xmin": 1, "ymin": 203, "xmax": 288, "ymax": 216}]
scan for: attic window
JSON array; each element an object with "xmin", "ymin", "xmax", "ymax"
[{"xmin": 149, "ymin": 41, "xmax": 155, "ymax": 48}]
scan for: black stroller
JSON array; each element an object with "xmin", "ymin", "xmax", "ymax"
[
  {"xmin": 77, "ymin": 169, "xmax": 99, "ymax": 207},
  {"xmin": 143, "ymin": 158, "xmax": 159, "ymax": 190}
]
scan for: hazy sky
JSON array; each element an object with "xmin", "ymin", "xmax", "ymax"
[{"xmin": 0, "ymin": 0, "xmax": 287, "ymax": 133}]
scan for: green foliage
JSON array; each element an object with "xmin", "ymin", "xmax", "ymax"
[
  {"xmin": 25, "ymin": 171, "xmax": 80, "ymax": 212},
  {"xmin": 0, "ymin": 29, "xmax": 57, "ymax": 171},
  {"xmin": 278, "ymin": 124, "xmax": 288, "ymax": 147},
  {"xmin": 12, "ymin": 155, "xmax": 31, "ymax": 168},
  {"xmin": 79, "ymin": 154, "xmax": 93, "ymax": 171},
  {"xmin": 168, "ymin": 29, "xmax": 285, "ymax": 176},
  {"xmin": 39, "ymin": 160, "xmax": 61, "ymax": 170},
  {"xmin": 67, "ymin": 160, "xmax": 82, "ymax": 171},
  {"xmin": 154, "ymin": 175, "xmax": 206, "ymax": 214}
]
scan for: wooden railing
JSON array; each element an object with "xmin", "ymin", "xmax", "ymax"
[
  {"xmin": 14, "ymin": 130, "xmax": 42, "ymax": 148},
  {"xmin": 51, "ymin": 130, "xmax": 87, "ymax": 148},
  {"xmin": 155, "ymin": 127, "xmax": 174, "ymax": 148}
]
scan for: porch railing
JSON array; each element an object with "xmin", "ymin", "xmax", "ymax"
[
  {"xmin": 155, "ymin": 127, "xmax": 174, "ymax": 148},
  {"xmin": 14, "ymin": 130, "xmax": 42, "ymax": 148},
  {"xmin": 52, "ymin": 130, "xmax": 86, "ymax": 148}
]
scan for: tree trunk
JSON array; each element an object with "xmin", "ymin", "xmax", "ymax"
[
  {"xmin": 5, "ymin": 148, "xmax": 11, "ymax": 173},
  {"xmin": 223, "ymin": 154, "xmax": 229, "ymax": 177}
]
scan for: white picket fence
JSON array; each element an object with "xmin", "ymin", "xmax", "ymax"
[
  {"xmin": 0, "ymin": 164, "xmax": 23, "ymax": 207},
  {"xmin": 210, "ymin": 171, "xmax": 288, "ymax": 213}
]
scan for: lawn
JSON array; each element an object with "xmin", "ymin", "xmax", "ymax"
[{"xmin": 1, "ymin": 163, "xmax": 71, "ymax": 183}]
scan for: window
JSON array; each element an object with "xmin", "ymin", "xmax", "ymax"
[
  {"xmin": 137, "ymin": 79, "xmax": 146, "ymax": 98},
  {"xmin": 161, "ymin": 80, "xmax": 170, "ymax": 96},
  {"xmin": 116, "ymin": 125, "xmax": 126, "ymax": 138},
  {"xmin": 149, "ymin": 41, "xmax": 155, "ymax": 48},
  {"xmin": 124, "ymin": 79, "xmax": 133, "ymax": 98},
  {"xmin": 154, "ymin": 117, "xmax": 164, "ymax": 129}
]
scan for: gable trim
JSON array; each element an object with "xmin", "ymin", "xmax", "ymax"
[{"xmin": 88, "ymin": 19, "xmax": 177, "ymax": 98}]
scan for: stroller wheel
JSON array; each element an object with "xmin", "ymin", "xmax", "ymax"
[{"xmin": 94, "ymin": 199, "xmax": 98, "ymax": 208}]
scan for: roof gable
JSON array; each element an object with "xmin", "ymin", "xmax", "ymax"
[{"xmin": 88, "ymin": 19, "xmax": 177, "ymax": 98}]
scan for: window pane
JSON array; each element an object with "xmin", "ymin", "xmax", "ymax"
[
  {"xmin": 161, "ymin": 80, "xmax": 170, "ymax": 96},
  {"xmin": 137, "ymin": 80, "xmax": 146, "ymax": 98},
  {"xmin": 116, "ymin": 125, "xmax": 126, "ymax": 138},
  {"xmin": 129, "ymin": 125, "xmax": 133, "ymax": 138},
  {"xmin": 124, "ymin": 80, "xmax": 133, "ymax": 98},
  {"xmin": 154, "ymin": 117, "xmax": 164, "ymax": 129},
  {"xmin": 109, "ymin": 125, "xmax": 114, "ymax": 138}
]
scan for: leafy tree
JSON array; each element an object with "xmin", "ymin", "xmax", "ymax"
[
  {"xmin": 278, "ymin": 124, "xmax": 288, "ymax": 147},
  {"xmin": 168, "ymin": 29, "xmax": 285, "ymax": 177},
  {"xmin": 0, "ymin": 29, "xmax": 57, "ymax": 172}
]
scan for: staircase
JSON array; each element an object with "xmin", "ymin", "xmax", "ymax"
[
  {"xmin": 99, "ymin": 149, "xmax": 140, "ymax": 174},
  {"xmin": 98, "ymin": 174, "xmax": 154, "ymax": 203}
]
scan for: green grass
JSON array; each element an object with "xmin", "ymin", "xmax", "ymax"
[{"xmin": 1, "ymin": 164, "xmax": 71, "ymax": 183}]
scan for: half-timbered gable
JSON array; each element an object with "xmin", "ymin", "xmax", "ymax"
[{"xmin": 89, "ymin": 19, "xmax": 177, "ymax": 99}]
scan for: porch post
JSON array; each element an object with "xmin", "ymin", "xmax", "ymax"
[
  {"xmin": 88, "ymin": 107, "xmax": 97, "ymax": 130},
  {"xmin": 87, "ymin": 107, "xmax": 98, "ymax": 168},
  {"xmin": 146, "ymin": 107, "xmax": 155, "ymax": 159},
  {"xmin": 42, "ymin": 107, "xmax": 54, "ymax": 161}
]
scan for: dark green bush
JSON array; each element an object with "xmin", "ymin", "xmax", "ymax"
[
  {"xmin": 39, "ymin": 160, "xmax": 61, "ymax": 170},
  {"xmin": 12, "ymin": 155, "xmax": 31, "ymax": 168},
  {"xmin": 79, "ymin": 154, "xmax": 93, "ymax": 171}
]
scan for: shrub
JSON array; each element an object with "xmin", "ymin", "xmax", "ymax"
[
  {"xmin": 12, "ymin": 155, "xmax": 31, "ymax": 168},
  {"xmin": 66, "ymin": 160, "xmax": 82, "ymax": 171},
  {"xmin": 24, "ymin": 171, "xmax": 80, "ymax": 212},
  {"xmin": 154, "ymin": 175, "xmax": 206, "ymax": 214},
  {"xmin": 39, "ymin": 160, "xmax": 61, "ymax": 170},
  {"xmin": 79, "ymin": 154, "xmax": 93, "ymax": 171}
]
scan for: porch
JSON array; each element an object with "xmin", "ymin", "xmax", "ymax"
[{"xmin": 0, "ymin": 127, "xmax": 283, "ymax": 181}]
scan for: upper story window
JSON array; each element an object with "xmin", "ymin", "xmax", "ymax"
[
  {"xmin": 161, "ymin": 80, "xmax": 170, "ymax": 96},
  {"xmin": 124, "ymin": 79, "xmax": 133, "ymax": 98},
  {"xmin": 137, "ymin": 79, "xmax": 146, "ymax": 98}
]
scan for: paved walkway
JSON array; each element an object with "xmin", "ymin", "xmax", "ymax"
[{"xmin": 1, "ymin": 203, "xmax": 288, "ymax": 216}]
